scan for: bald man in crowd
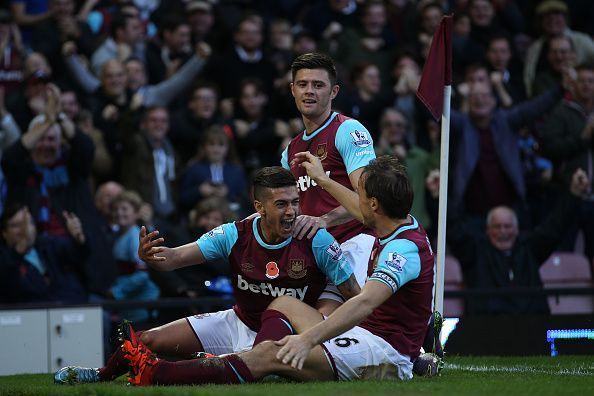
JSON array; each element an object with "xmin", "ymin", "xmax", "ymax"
[{"xmin": 446, "ymin": 168, "xmax": 589, "ymax": 315}]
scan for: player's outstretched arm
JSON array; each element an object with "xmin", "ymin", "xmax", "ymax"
[
  {"xmin": 275, "ymin": 280, "xmax": 391, "ymax": 369},
  {"xmin": 138, "ymin": 226, "xmax": 206, "ymax": 271},
  {"xmin": 292, "ymin": 151, "xmax": 363, "ymax": 222}
]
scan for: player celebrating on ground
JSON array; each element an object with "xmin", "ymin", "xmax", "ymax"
[
  {"xmin": 282, "ymin": 53, "xmax": 377, "ymax": 312},
  {"xmin": 119, "ymin": 155, "xmax": 436, "ymax": 385},
  {"xmin": 54, "ymin": 166, "xmax": 360, "ymax": 384}
]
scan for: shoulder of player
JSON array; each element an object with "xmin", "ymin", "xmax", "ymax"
[
  {"xmin": 309, "ymin": 227, "xmax": 335, "ymax": 247},
  {"xmin": 381, "ymin": 238, "xmax": 420, "ymax": 258},
  {"xmin": 335, "ymin": 117, "xmax": 369, "ymax": 136},
  {"xmin": 334, "ymin": 118, "xmax": 373, "ymax": 148},
  {"xmin": 232, "ymin": 217, "xmax": 253, "ymax": 234}
]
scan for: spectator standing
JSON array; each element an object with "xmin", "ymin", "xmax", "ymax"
[
  {"xmin": 448, "ymin": 82, "xmax": 562, "ymax": 227},
  {"xmin": 91, "ymin": 13, "xmax": 145, "ymax": 77},
  {"xmin": 5, "ymin": 52, "xmax": 52, "ymax": 132},
  {"xmin": 376, "ymin": 108, "xmax": 438, "ymax": 231},
  {"xmin": 145, "ymin": 16, "xmax": 192, "ymax": 84},
  {"xmin": 524, "ymin": 0, "xmax": 594, "ymax": 97},
  {"xmin": 169, "ymin": 82, "xmax": 223, "ymax": 166},
  {"xmin": 1, "ymin": 85, "xmax": 117, "ymax": 295},
  {"xmin": 233, "ymin": 78, "xmax": 289, "ymax": 172},
  {"xmin": 30, "ymin": 0, "xmax": 96, "ymax": 87},
  {"xmin": 119, "ymin": 106, "xmax": 184, "ymax": 245},
  {"xmin": 338, "ymin": 62, "xmax": 393, "ymax": 140},
  {"xmin": 485, "ymin": 34, "xmax": 526, "ymax": 105},
  {"xmin": 202, "ymin": 14, "xmax": 277, "ymax": 100},
  {"xmin": 531, "ymin": 35, "xmax": 577, "ymax": 97},
  {"xmin": 331, "ymin": 0, "xmax": 396, "ymax": 85},
  {"xmin": 541, "ymin": 63, "xmax": 594, "ymax": 262}
]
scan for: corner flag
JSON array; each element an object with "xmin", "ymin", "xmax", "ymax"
[{"xmin": 416, "ymin": 15, "xmax": 453, "ymax": 121}]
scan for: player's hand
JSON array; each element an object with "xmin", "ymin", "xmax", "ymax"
[
  {"xmin": 275, "ymin": 334, "xmax": 315, "ymax": 370},
  {"xmin": 291, "ymin": 151, "xmax": 330, "ymax": 186},
  {"xmin": 293, "ymin": 215, "xmax": 327, "ymax": 240},
  {"xmin": 138, "ymin": 226, "xmax": 166, "ymax": 264}
]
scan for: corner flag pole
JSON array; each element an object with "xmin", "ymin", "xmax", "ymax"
[
  {"xmin": 434, "ymin": 84, "xmax": 451, "ymax": 315},
  {"xmin": 415, "ymin": 15, "xmax": 453, "ymax": 316}
]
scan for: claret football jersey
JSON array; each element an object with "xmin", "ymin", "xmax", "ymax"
[
  {"xmin": 359, "ymin": 216, "xmax": 435, "ymax": 359},
  {"xmin": 281, "ymin": 112, "xmax": 376, "ymax": 243},
  {"xmin": 196, "ymin": 216, "xmax": 353, "ymax": 330}
]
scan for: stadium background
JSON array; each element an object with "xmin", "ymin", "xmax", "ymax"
[{"xmin": 0, "ymin": 0, "xmax": 593, "ymax": 389}]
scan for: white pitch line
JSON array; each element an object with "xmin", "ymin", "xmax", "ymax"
[{"xmin": 444, "ymin": 363, "xmax": 594, "ymax": 376}]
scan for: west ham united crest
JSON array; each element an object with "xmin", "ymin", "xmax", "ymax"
[
  {"xmin": 288, "ymin": 259, "xmax": 307, "ymax": 279},
  {"xmin": 316, "ymin": 143, "xmax": 327, "ymax": 161}
]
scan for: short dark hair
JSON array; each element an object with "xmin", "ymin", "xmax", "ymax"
[
  {"xmin": 0, "ymin": 203, "xmax": 30, "ymax": 245},
  {"xmin": 110, "ymin": 13, "xmax": 136, "ymax": 38},
  {"xmin": 487, "ymin": 33, "xmax": 512, "ymax": 49},
  {"xmin": 291, "ymin": 52, "xmax": 337, "ymax": 85},
  {"xmin": 159, "ymin": 15, "xmax": 189, "ymax": 38},
  {"xmin": 0, "ymin": 203, "xmax": 25, "ymax": 232},
  {"xmin": 141, "ymin": 106, "xmax": 168, "ymax": 122},
  {"xmin": 362, "ymin": 156, "xmax": 413, "ymax": 220},
  {"xmin": 192, "ymin": 80, "xmax": 219, "ymax": 98},
  {"xmin": 252, "ymin": 167, "xmax": 296, "ymax": 201}
]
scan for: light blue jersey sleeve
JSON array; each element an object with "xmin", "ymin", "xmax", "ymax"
[
  {"xmin": 280, "ymin": 147, "xmax": 290, "ymax": 170},
  {"xmin": 195, "ymin": 222, "xmax": 239, "ymax": 261},
  {"xmin": 334, "ymin": 119, "xmax": 376, "ymax": 175},
  {"xmin": 311, "ymin": 229, "xmax": 353, "ymax": 286},
  {"xmin": 368, "ymin": 239, "xmax": 421, "ymax": 294}
]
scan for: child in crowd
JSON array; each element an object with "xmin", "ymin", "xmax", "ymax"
[
  {"xmin": 109, "ymin": 190, "xmax": 160, "ymax": 323},
  {"xmin": 179, "ymin": 125, "xmax": 247, "ymax": 217},
  {"xmin": 184, "ymin": 197, "xmax": 233, "ymax": 296}
]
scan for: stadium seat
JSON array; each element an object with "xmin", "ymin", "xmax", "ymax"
[
  {"xmin": 444, "ymin": 255, "xmax": 464, "ymax": 317},
  {"xmin": 539, "ymin": 252, "xmax": 594, "ymax": 314}
]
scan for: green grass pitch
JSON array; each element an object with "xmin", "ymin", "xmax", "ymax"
[{"xmin": 1, "ymin": 356, "xmax": 593, "ymax": 396}]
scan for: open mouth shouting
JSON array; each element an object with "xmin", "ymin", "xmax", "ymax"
[{"xmin": 280, "ymin": 217, "xmax": 296, "ymax": 233}]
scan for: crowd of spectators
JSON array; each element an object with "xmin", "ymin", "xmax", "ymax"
[{"xmin": 0, "ymin": 0, "xmax": 593, "ymax": 318}]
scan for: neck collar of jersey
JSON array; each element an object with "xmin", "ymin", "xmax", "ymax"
[
  {"xmin": 253, "ymin": 216, "xmax": 292, "ymax": 249},
  {"xmin": 378, "ymin": 215, "xmax": 418, "ymax": 246},
  {"xmin": 302, "ymin": 112, "xmax": 338, "ymax": 141}
]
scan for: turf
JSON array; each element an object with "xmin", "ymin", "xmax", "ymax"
[{"xmin": 0, "ymin": 356, "xmax": 592, "ymax": 396}]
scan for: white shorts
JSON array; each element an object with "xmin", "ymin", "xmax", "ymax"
[
  {"xmin": 322, "ymin": 326, "xmax": 413, "ymax": 381},
  {"xmin": 186, "ymin": 309, "xmax": 256, "ymax": 356},
  {"xmin": 319, "ymin": 233, "xmax": 375, "ymax": 303}
]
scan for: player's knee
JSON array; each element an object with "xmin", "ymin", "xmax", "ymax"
[
  {"xmin": 139, "ymin": 327, "xmax": 159, "ymax": 350},
  {"xmin": 252, "ymin": 340, "xmax": 279, "ymax": 361}
]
